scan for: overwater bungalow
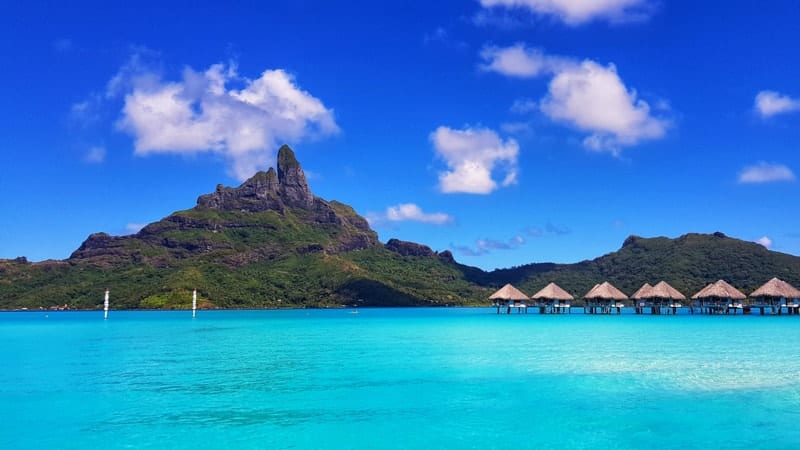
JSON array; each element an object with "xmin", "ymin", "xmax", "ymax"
[
  {"xmin": 632, "ymin": 281, "xmax": 687, "ymax": 314},
  {"xmin": 749, "ymin": 277, "xmax": 800, "ymax": 315},
  {"xmin": 584, "ymin": 281, "xmax": 628, "ymax": 314},
  {"xmin": 631, "ymin": 283, "xmax": 653, "ymax": 314},
  {"xmin": 691, "ymin": 280, "xmax": 746, "ymax": 314},
  {"xmin": 532, "ymin": 282, "xmax": 574, "ymax": 314},
  {"xmin": 652, "ymin": 281, "xmax": 687, "ymax": 314},
  {"xmin": 489, "ymin": 283, "xmax": 530, "ymax": 314}
]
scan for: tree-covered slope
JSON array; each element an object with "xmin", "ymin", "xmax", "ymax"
[{"xmin": 488, "ymin": 232, "xmax": 800, "ymax": 299}]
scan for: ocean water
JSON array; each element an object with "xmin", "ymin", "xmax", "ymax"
[{"xmin": 1, "ymin": 309, "xmax": 799, "ymax": 449}]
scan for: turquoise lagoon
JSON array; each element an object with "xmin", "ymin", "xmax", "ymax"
[{"xmin": 2, "ymin": 308, "xmax": 799, "ymax": 449}]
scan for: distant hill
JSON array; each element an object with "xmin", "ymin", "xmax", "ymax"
[
  {"xmin": 485, "ymin": 232, "xmax": 800, "ymax": 299},
  {"xmin": 1, "ymin": 146, "xmax": 799, "ymax": 309}
]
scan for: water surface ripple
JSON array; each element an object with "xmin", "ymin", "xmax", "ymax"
[{"xmin": 1, "ymin": 309, "xmax": 799, "ymax": 449}]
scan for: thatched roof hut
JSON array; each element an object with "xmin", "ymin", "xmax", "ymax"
[
  {"xmin": 691, "ymin": 280, "xmax": 745, "ymax": 300},
  {"xmin": 652, "ymin": 281, "xmax": 686, "ymax": 300},
  {"xmin": 631, "ymin": 283, "xmax": 653, "ymax": 300},
  {"xmin": 584, "ymin": 281, "xmax": 628, "ymax": 300},
  {"xmin": 750, "ymin": 277, "xmax": 800, "ymax": 299},
  {"xmin": 489, "ymin": 284, "xmax": 529, "ymax": 301},
  {"xmin": 692, "ymin": 283, "xmax": 714, "ymax": 299},
  {"xmin": 532, "ymin": 282, "xmax": 574, "ymax": 302}
]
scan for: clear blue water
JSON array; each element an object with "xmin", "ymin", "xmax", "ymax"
[{"xmin": 2, "ymin": 308, "xmax": 799, "ymax": 449}]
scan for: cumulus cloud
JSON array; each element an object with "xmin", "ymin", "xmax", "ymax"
[
  {"xmin": 480, "ymin": 44, "xmax": 569, "ymax": 78},
  {"xmin": 84, "ymin": 146, "xmax": 106, "ymax": 164},
  {"xmin": 738, "ymin": 162, "xmax": 796, "ymax": 184},
  {"xmin": 368, "ymin": 203, "xmax": 454, "ymax": 226},
  {"xmin": 387, "ymin": 203, "xmax": 453, "ymax": 224},
  {"xmin": 756, "ymin": 236, "xmax": 773, "ymax": 249},
  {"xmin": 754, "ymin": 90, "xmax": 800, "ymax": 118},
  {"xmin": 540, "ymin": 60, "xmax": 668, "ymax": 154},
  {"xmin": 481, "ymin": 45, "xmax": 668, "ymax": 154},
  {"xmin": 113, "ymin": 60, "xmax": 339, "ymax": 180},
  {"xmin": 479, "ymin": 0, "xmax": 653, "ymax": 25},
  {"xmin": 431, "ymin": 126, "xmax": 519, "ymax": 194},
  {"xmin": 452, "ymin": 235, "xmax": 525, "ymax": 256}
]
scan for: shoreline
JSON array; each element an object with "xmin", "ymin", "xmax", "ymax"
[{"xmin": 2, "ymin": 305, "xmax": 797, "ymax": 317}]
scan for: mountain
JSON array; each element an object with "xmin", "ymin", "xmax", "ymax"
[
  {"xmin": 0, "ymin": 145, "xmax": 487, "ymax": 309},
  {"xmin": 485, "ymin": 232, "xmax": 800, "ymax": 298},
  {"xmin": 2, "ymin": 146, "xmax": 799, "ymax": 310}
]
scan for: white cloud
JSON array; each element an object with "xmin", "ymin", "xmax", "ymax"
[
  {"xmin": 430, "ymin": 126, "xmax": 519, "ymax": 194},
  {"xmin": 540, "ymin": 60, "xmax": 668, "ymax": 154},
  {"xmin": 738, "ymin": 162, "xmax": 796, "ymax": 184},
  {"xmin": 114, "ymin": 61, "xmax": 339, "ymax": 180},
  {"xmin": 386, "ymin": 203, "xmax": 454, "ymax": 224},
  {"xmin": 480, "ymin": 44, "xmax": 569, "ymax": 78},
  {"xmin": 125, "ymin": 223, "xmax": 147, "ymax": 234},
  {"xmin": 481, "ymin": 45, "xmax": 668, "ymax": 154},
  {"xmin": 479, "ymin": 0, "xmax": 653, "ymax": 25},
  {"xmin": 367, "ymin": 203, "xmax": 454, "ymax": 226},
  {"xmin": 754, "ymin": 90, "xmax": 800, "ymax": 118},
  {"xmin": 84, "ymin": 146, "xmax": 106, "ymax": 163},
  {"xmin": 756, "ymin": 236, "xmax": 773, "ymax": 249}
]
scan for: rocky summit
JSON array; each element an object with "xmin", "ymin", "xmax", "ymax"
[
  {"xmin": 71, "ymin": 145, "xmax": 379, "ymax": 263},
  {"xmin": 197, "ymin": 145, "xmax": 315, "ymax": 212}
]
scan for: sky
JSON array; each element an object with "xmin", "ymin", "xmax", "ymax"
[{"xmin": 1, "ymin": 1, "xmax": 799, "ymax": 271}]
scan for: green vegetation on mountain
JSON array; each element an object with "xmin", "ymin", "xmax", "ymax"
[
  {"xmin": 1, "ymin": 146, "xmax": 799, "ymax": 310},
  {"xmin": 0, "ymin": 146, "xmax": 488, "ymax": 309},
  {"xmin": 488, "ymin": 232, "xmax": 800, "ymax": 299}
]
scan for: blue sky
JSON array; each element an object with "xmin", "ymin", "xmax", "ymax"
[{"xmin": 1, "ymin": 1, "xmax": 799, "ymax": 270}]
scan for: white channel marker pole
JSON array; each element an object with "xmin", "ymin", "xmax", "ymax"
[
  {"xmin": 192, "ymin": 289, "xmax": 197, "ymax": 318},
  {"xmin": 104, "ymin": 289, "xmax": 109, "ymax": 320}
]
